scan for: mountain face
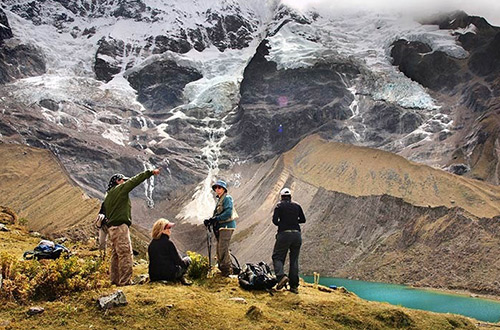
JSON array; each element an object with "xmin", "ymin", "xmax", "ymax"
[{"xmin": 1, "ymin": 1, "xmax": 500, "ymax": 292}]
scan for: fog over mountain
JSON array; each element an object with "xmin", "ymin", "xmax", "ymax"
[{"xmin": 1, "ymin": 0, "xmax": 499, "ymax": 293}]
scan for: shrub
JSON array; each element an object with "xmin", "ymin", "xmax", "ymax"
[
  {"xmin": 0, "ymin": 252, "xmax": 110, "ymax": 303},
  {"xmin": 186, "ymin": 251, "xmax": 209, "ymax": 280}
]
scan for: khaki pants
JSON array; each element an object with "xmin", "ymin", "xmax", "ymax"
[
  {"xmin": 108, "ymin": 224, "xmax": 133, "ymax": 286},
  {"xmin": 98, "ymin": 226, "xmax": 108, "ymax": 257},
  {"xmin": 216, "ymin": 228, "xmax": 233, "ymax": 276}
]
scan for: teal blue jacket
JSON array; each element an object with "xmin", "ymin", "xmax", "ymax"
[{"xmin": 213, "ymin": 194, "xmax": 236, "ymax": 229}]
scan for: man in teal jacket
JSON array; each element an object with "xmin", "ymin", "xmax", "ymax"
[
  {"xmin": 104, "ymin": 168, "xmax": 160, "ymax": 286},
  {"xmin": 205, "ymin": 179, "xmax": 236, "ymax": 277}
]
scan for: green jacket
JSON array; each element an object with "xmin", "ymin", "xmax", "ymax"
[{"xmin": 104, "ymin": 170, "xmax": 154, "ymax": 227}]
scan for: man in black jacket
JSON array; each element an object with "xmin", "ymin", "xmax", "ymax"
[{"xmin": 272, "ymin": 187, "xmax": 306, "ymax": 294}]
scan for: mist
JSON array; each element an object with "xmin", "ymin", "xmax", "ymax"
[{"xmin": 282, "ymin": 0, "xmax": 500, "ymax": 26}]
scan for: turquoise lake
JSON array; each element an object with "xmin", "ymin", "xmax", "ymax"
[{"xmin": 302, "ymin": 276, "xmax": 500, "ymax": 322}]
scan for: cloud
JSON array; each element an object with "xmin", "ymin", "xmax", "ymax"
[{"xmin": 282, "ymin": 0, "xmax": 500, "ymax": 26}]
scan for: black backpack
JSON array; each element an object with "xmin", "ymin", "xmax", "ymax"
[
  {"xmin": 238, "ymin": 261, "xmax": 277, "ymax": 290},
  {"xmin": 23, "ymin": 240, "xmax": 70, "ymax": 260}
]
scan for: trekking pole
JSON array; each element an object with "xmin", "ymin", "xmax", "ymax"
[{"xmin": 206, "ymin": 222, "xmax": 212, "ymax": 268}]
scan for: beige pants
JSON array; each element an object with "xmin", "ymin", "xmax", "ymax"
[
  {"xmin": 216, "ymin": 228, "xmax": 234, "ymax": 276},
  {"xmin": 98, "ymin": 226, "xmax": 108, "ymax": 257},
  {"xmin": 108, "ymin": 224, "xmax": 133, "ymax": 286}
]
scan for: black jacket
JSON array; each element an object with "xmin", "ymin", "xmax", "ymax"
[
  {"xmin": 272, "ymin": 199, "xmax": 306, "ymax": 232},
  {"xmin": 148, "ymin": 234, "xmax": 186, "ymax": 281}
]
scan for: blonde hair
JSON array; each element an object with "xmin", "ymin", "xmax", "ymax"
[{"xmin": 151, "ymin": 218, "xmax": 170, "ymax": 240}]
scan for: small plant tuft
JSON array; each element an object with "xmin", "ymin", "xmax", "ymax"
[{"xmin": 186, "ymin": 251, "xmax": 209, "ymax": 280}]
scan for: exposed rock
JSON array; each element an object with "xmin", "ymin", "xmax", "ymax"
[
  {"xmin": 97, "ymin": 290, "xmax": 128, "ymax": 309},
  {"xmin": 226, "ymin": 39, "xmax": 358, "ymax": 159},
  {"xmin": 0, "ymin": 9, "xmax": 13, "ymax": 42},
  {"xmin": 112, "ymin": 0, "xmax": 146, "ymax": 20},
  {"xmin": 205, "ymin": 11, "xmax": 255, "ymax": 52},
  {"xmin": 94, "ymin": 37, "xmax": 127, "ymax": 82},
  {"xmin": 127, "ymin": 60, "xmax": 203, "ymax": 111},
  {"xmin": 0, "ymin": 42, "xmax": 46, "ymax": 84},
  {"xmin": 245, "ymin": 305, "xmax": 263, "ymax": 320},
  {"xmin": 0, "ymin": 224, "xmax": 10, "ymax": 231},
  {"xmin": 27, "ymin": 306, "xmax": 44, "ymax": 316},
  {"xmin": 187, "ymin": 27, "xmax": 207, "ymax": 52},
  {"xmin": 391, "ymin": 39, "xmax": 462, "ymax": 91},
  {"xmin": 0, "ymin": 206, "xmax": 17, "ymax": 224},
  {"xmin": 364, "ymin": 103, "xmax": 423, "ymax": 135},
  {"xmin": 447, "ymin": 163, "xmax": 470, "ymax": 175},
  {"xmin": 228, "ymin": 297, "xmax": 247, "ymax": 304},
  {"xmin": 39, "ymin": 99, "xmax": 60, "ymax": 111},
  {"xmin": 153, "ymin": 35, "xmax": 192, "ymax": 54},
  {"xmin": 468, "ymin": 32, "xmax": 500, "ymax": 78}
]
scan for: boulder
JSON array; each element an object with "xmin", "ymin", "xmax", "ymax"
[
  {"xmin": 245, "ymin": 305, "xmax": 263, "ymax": 320},
  {"xmin": 97, "ymin": 290, "xmax": 128, "ymax": 309},
  {"xmin": 27, "ymin": 307, "xmax": 44, "ymax": 316},
  {"xmin": 228, "ymin": 297, "xmax": 247, "ymax": 304}
]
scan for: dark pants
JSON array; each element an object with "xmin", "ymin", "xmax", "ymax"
[
  {"xmin": 174, "ymin": 256, "xmax": 192, "ymax": 280},
  {"xmin": 272, "ymin": 231, "xmax": 302, "ymax": 288}
]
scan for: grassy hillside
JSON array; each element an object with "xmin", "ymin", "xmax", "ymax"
[
  {"xmin": 0, "ymin": 143, "xmax": 100, "ymax": 236},
  {"xmin": 0, "ymin": 226, "xmax": 482, "ymax": 329}
]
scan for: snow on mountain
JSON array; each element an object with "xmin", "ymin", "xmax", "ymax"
[{"xmin": 0, "ymin": 1, "xmax": 498, "ymax": 226}]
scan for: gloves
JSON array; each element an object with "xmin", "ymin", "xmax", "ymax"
[{"xmin": 204, "ymin": 217, "xmax": 217, "ymax": 227}]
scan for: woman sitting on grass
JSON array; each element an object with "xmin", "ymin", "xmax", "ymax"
[{"xmin": 148, "ymin": 218, "xmax": 192, "ymax": 285}]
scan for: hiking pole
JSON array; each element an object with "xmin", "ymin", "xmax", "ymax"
[{"xmin": 206, "ymin": 221, "xmax": 212, "ymax": 268}]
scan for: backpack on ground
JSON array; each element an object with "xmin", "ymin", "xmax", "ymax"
[
  {"xmin": 23, "ymin": 240, "xmax": 70, "ymax": 260},
  {"xmin": 238, "ymin": 261, "xmax": 277, "ymax": 290}
]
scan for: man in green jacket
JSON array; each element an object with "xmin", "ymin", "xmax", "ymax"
[{"xmin": 104, "ymin": 168, "xmax": 160, "ymax": 286}]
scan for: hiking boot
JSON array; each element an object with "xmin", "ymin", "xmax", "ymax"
[
  {"xmin": 180, "ymin": 276, "xmax": 193, "ymax": 286},
  {"xmin": 290, "ymin": 287, "xmax": 299, "ymax": 294},
  {"xmin": 276, "ymin": 275, "xmax": 289, "ymax": 290}
]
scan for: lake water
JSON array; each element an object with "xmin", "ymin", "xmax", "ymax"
[{"xmin": 302, "ymin": 276, "xmax": 500, "ymax": 322}]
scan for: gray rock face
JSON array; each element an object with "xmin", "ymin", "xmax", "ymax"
[
  {"xmin": 127, "ymin": 60, "xmax": 203, "ymax": 111},
  {"xmin": 391, "ymin": 40, "xmax": 462, "ymax": 91},
  {"xmin": 0, "ymin": 43, "xmax": 46, "ymax": 84},
  {"xmin": 225, "ymin": 40, "xmax": 358, "ymax": 159},
  {"xmin": 0, "ymin": 9, "xmax": 13, "ymax": 42},
  {"xmin": 94, "ymin": 37, "xmax": 129, "ymax": 82}
]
